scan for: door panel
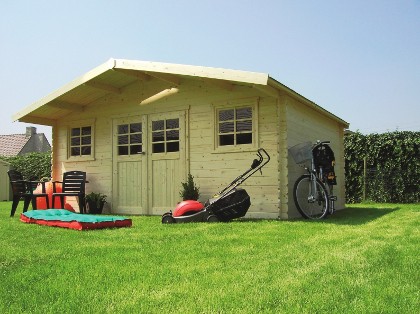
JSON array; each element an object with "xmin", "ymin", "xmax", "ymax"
[
  {"xmin": 113, "ymin": 116, "xmax": 147, "ymax": 214},
  {"xmin": 116, "ymin": 161, "xmax": 143, "ymax": 213},
  {"xmin": 148, "ymin": 112, "xmax": 186, "ymax": 215}
]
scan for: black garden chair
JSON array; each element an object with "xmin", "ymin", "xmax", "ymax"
[
  {"xmin": 7, "ymin": 170, "xmax": 49, "ymax": 217},
  {"xmin": 52, "ymin": 171, "xmax": 87, "ymax": 213}
]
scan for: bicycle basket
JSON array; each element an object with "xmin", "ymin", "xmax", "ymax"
[{"xmin": 288, "ymin": 142, "xmax": 312, "ymax": 164}]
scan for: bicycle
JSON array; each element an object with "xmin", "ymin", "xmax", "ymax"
[{"xmin": 289, "ymin": 140, "xmax": 337, "ymax": 219}]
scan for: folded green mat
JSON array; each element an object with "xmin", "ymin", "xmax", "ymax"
[{"xmin": 20, "ymin": 209, "xmax": 132, "ymax": 230}]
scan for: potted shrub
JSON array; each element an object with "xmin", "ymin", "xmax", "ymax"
[
  {"xmin": 179, "ymin": 174, "xmax": 200, "ymax": 201},
  {"xmin": 86, "ymin": 192, "xmax": 107, "ymax": 214}
]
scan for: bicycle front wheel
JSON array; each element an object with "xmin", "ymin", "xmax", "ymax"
[{"xmin": 293, "ymin": 174, "xmax": 329, "ymax": 219}]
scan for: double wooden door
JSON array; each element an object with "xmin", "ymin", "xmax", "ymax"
[{"xmin": 112, "ymin": 111, "xmax": 186, "ymax": 215}]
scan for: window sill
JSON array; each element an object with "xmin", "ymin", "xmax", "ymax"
[
  {"xmin": 66, "ymin": 156, "xmax": 95, "ymax": 162},
  {"xmin": 213, "ymin": 144, "xmax": 257, "ymax": 154}
]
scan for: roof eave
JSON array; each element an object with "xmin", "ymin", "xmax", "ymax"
[
  {"xmin": 114, "ymin": 59, "xmax": 269, "ymax": 85},
  {"xmin": 13, "ymin": 59, "xmax": 269, "ymax": 124},
  {"xmin": 12, "ymin": 59, "xmax": 348, "ymax": 130},
  {"xmin": 268, "ymin": 77, "xmax": 349, "ymax": 129},
  {"xmin": 12, "ymin": 58, "xmax": 117, "ymax": 122}
]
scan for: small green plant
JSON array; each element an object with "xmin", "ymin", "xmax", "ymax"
[
  {"xmin": 85, "ymin": 192, "xmax": 107, "ymax": 214},
  {"xmin": 180, "ymin": 174, "xmax": 200, "ymax": 200}
]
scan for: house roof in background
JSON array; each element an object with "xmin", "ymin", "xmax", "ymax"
[
  {"xmin": 13, "ymin": 59, "xmax": 349, "ymax": 128},
  {"xmin": 0, "ymin": 127, "xmax": 50, "ymax": 157},
  {"xmin": 0, "ymin": 134, "xmax": 30, "ymax": 157}
]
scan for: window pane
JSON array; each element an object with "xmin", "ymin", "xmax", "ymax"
[
  {"xmin": 118, "ymin": 146, "xmax": 128, "ymax": 155},
  {"xmin": 219, "ymin": 109, "xmax": 234, "ymax": 121},
  {"xmin": 217, "ymin": 106, "xmax": 254, "ymax": 147},
  {"xmin": 82, "ymin": 127, "xmax": 91, "ymax": 135},
  {"xmin": 70, "ymin": 125, "xmax": 93, "ymax": 157},
  {"xmin": 166, "ymin": 119, "xmax": 179, "ymax": 129},
  {"xmin": 71, "ymin": 128, "xmax": 80, "ymax": 136},
  {"xmin": 152, "ymin": 120, "xmax": 164, "ymax": 131},
  {"xmin": 71, "ymin": 137, "xmax": 80, "ymax": 146},
  {"xmin": 236, "ymin": 107, "xmax": 252, "ymax": 119},
  {"xmin": 166, "ymin": 130, "xmax": 179, "ymax": 141},
  {"xmin": 219, "ymin": 134, "xmax": 234, "ymax": 146},
  {"xmin": 118, "ymin": 124, "xmax": 128, "ymax": 134},
  {"xmin": 130, "ymin": 145, "xmax": 142, "ymax": 155},
  {"xmin": 118, "ymin": 135, "xmax": 128, "ymax": 145},
  {"xmin": 81, "ymin": 136, "xmax": 91, "ymax": 145},
  {"xmin": 130, "ymin": 123, "xmax": 142, "ymax": 133},
  {"xmin": 219, "ymin": 122, "xmax": 234, "ymax": 134},
  {"xmin": 152, "ymin": 131, "xmax": 164, "ymax": 142},
  {"xmin": 130, "ymin": 134, "xmax": 142, "ymax": 144},
  {"xmin": 237, "ymin": 133, "xmax": 252, "ymax": 144},
  {"xmin": 81, "ymin": 146, "xmax": 91, "ymax": 155},
  {"xmin": 71, "ymin": 147, "xmax": 80, "ymax": 156},
  {"xmin": 167, "ymin": 142, "xmax": 179, "ymax": 152},
  {"xmin": 153, "ymin": 143, "xmax": 165, "ymax": 153},
  {"xmin": 236, "ymin": 120, "xmax": 252, "ymax": 132}
]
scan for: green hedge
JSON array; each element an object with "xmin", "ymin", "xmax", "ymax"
[
  {"xmin": 344, "ymin": 131, "xmax": 419, "ymax": 203},
  {"xmin": 1, "ymin": 152, "xmax": 51, "ymax": 180},
  {"xmin": 2, "ymin": 135, "xmax": 418, "ymax": 204}
]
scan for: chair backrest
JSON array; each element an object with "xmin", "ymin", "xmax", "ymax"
[
  {"xmin": 7, "ymin": 170, "xmax": 28, "ymax": 196},
  {"xmin": 62, "ymin": 171, "xmax": 86, "ymax": 194}
]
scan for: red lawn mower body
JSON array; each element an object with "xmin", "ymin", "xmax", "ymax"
[{"xmin": 173, "ymin": 200, "xmax": 204, "ymax": 217}]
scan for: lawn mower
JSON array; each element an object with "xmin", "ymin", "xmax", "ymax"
[{"xmin": 161, "ymin": 148, "xmax": 270, "ymax": 223}]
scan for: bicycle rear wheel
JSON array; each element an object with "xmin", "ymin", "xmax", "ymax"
[{"xmin": 293, "ymin": 174, "xmax": 329, "ymax": 219}]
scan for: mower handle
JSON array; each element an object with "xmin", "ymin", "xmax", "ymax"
[
  {"xmin": 257, "ymin": 148, "xmax": 270, "ymax": 164},
  {"xmin": 251, "ymin": 148, "xmax": 270, "ymax": 169},
  {"xmin": 217, "ymin": 148, "xmax": 271, "ymax": 197}
]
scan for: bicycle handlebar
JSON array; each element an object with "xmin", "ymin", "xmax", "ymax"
[
  {"xmin": 315, "ymin": 140, "xmax": 330, "ymax": 145},
  {"xmin": 313, "ymin": 140, "xmax": 331, "ymax": 150}
]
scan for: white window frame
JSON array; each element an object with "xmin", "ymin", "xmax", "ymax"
[
  {"xmin": 116, "ymin": 121, "xmax": 144, "ymax": 157},
  {"xmin": 67, "ymin": 119, "xmax": 95, "ymax": 161},
  {"xmin": 213, "ymin": 97, "xmax": 259, "ymax": 152}
]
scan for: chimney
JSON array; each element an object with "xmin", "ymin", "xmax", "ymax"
[{"xmin": 26, "ymin": 127, "xmax": 37, "ymax": 137}]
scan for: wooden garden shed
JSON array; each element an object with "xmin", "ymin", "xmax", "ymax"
[{"xmin": 13, "ymin": 59, "xmax": 349, "ymax": 219}]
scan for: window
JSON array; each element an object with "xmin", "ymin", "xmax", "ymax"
[
  {"xmin": 117, "ymin": 122, "xmax": 143, "ymax": 156},
  {"xmin": 70, "ymin": 126, "xmax": 92, "ymax": 157},
  {"xmin": 152, "ymin": 118, "xmax": 180, "ymax": 153},
  {"xmin": 217, "ymin": 107, "xmax": 253, "ymax": 146}
]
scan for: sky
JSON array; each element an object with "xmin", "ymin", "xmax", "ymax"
[{"xmin": 1, "ymin": 0, "xmax": 419, "ymax": 143}]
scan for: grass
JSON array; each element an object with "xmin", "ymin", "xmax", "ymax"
[{"xmin": 0, "ymin": 202, "xmax": 418, "ymax": 313}]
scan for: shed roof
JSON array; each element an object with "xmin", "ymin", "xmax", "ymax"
[{"xmin": 13, "ymin": 59, "xmax": 349, "ymax": 128}]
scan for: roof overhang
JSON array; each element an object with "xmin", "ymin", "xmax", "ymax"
[
  {"xmin": 13, "ymin": 58, "xmax": 269, "ymax": 125},
  {"xmin": 267, "ymin": 77, "xmax": 349, "ymax": 128},
  {"xmin": 13, "ymin": 58, "xmax": 348, "ymax": 129}
]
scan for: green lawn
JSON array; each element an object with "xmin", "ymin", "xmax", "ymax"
[{"xmin": 0, "ymin": 202, "xmax": 418, "ymax": 313}]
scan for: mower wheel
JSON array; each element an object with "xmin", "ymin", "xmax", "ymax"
[
  {"xmin": 162, "ymin": 213, "xmax": 176, "ymax": 224},
  {"xmin": 207, "ymin": 215, "xmax": 219, "ymax": 223}
]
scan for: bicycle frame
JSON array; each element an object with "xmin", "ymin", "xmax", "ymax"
[
  {"xmin": 291, "ymin": 139, "xmax": 338, "ymax": 219},
  {"xmin": 303, "ymin": 158, "xmax": 319, "ymax": 204},
  {"xmin": 306, "ymin": 141, "xmax": 336, "ymax": 214}
]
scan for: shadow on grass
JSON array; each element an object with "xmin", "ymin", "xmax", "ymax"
[
  {"xmin": 237, "ymin": 206, "xmax": 400, "ymax": 226},
  {"xmin": 322, "ymin": 206, "xmax": 400, "ymax": 225}
]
